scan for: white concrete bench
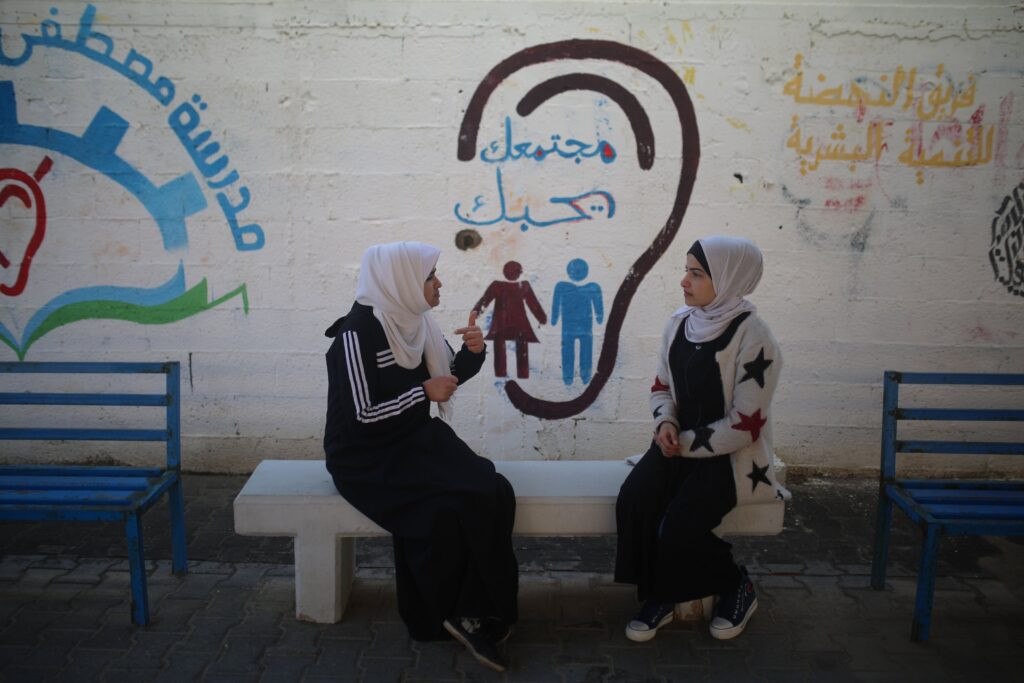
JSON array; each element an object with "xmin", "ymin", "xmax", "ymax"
[{"xmin": 233, "ymin": 459, "xmax": 786, "ymax": 623}]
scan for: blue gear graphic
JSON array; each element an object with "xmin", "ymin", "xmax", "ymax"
[{"xmin": 0, "ymin": 80, "xmax": 207, "ymax": 250}]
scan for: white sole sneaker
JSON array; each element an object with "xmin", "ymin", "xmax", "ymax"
[
  {"xmin": 709, "ymin": 598, "xmax": 758, "ymax": 640},
  {"xmin": 625, "ymin": 611, "xmax": 674, "ymax": 643}
]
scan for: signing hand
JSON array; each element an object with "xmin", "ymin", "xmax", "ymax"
[
  {"xmin": 423, "ymin": 375, "xmax": 459, "ymax": 402},
  {"xmin": 455, "ymin": 310, "xmax": 485, "ymax": 354},
  {"xmin": 656, "ymin": 422, "xmax": 681, "ymax": 458}
]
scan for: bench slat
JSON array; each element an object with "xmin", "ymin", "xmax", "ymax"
[
  {"xmin": 896, "ymin": 440, "xmax": 1024, "ymax": 455},
  {"xmin": 0, "ymin": 476, "xmax": 153, "ymax": 491},
  {"xmin": 0, "ymin": 465, "xmax": 165, "ymax": 478},
  {"xmin": 897, "ymin": 479, "xmax": 1024, "ymax": 491},
  {"xmin": 894, "ymin": 372, "xmax": 1024, "ymax": 385},
  {"xmin": 908, "ymin": 489, "xmax": 1024, "ymax": 505},
  {"xmin": 0, "ymin": 505, "xmax": 128, "ymax": 522},
  {"xmin": 0, "ymin": 361, "xmax": 171, "ymax": 374},
  {"xmin": 897, "ymin": 408, "xmax": 1024, "ymax": 422},
  {"xmin": 0, "ymin": 392, "xmax": 168, "ymax": 406},
  {"xmin": 924, "ymin": 503, "xmax": 1024, "ymax": 520},
  {"xmin": 942, "ymin": 519, "xmax": 1024, "ymax": 536},
  {"xmin": 0, "ymin": 489, "xmax": 141, "ymax": 506},
  {"xmin": 0, "ymin": 428, "xmax": 170, "ymax": 442}
]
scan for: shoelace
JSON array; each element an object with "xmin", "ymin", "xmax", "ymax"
[
  {"xmin": 461, "ymin": 617, "xmax": 482, "ymax": 633},
  {"xmin": 729, "ymin": 584, "xmax": 749, "ymax": 620}
]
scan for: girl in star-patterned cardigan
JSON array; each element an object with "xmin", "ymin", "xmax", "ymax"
[{"xmin": 615, "ymin": 235, "xmax": 790, "ymax": 644}]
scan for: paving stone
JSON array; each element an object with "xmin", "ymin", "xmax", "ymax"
[
  {"xmin": 835, "ymin": 564, "xmax": 873, "ymax": 576},
  {"xmin": 113, "ymin": 630, "xmax": 185, "ymax": 670},
  {"xmin": 80, "ymin": 622, "xmax": 136, "ymax": 650},
  {"xmin": 266, "ymin": 619, "xmax": 324, "ymax": 656},
  {"xmin": 266, "ymin": 565, "xmax": 296, "ymax": 578},
  {"xmin": 604, "ymin": 645, "xmax": 659, "ymax": 679},
  {"xmin": 258, "ymin": 653, "xmax": 318, "ymax": 682},
  {"xmin": 52, "ymin": 558, "xmax": 118, "ymax": 585},
  {"xmin": 364, "ymin": 621, "xmax": 415, "ymax": 658},
  {"xmin": 204, "ymin": 635, "xmax": 276, "ymax": 676},
  {"xmin": 307, "ymin": 637, "xmax": 365, "ymax": 676},
  {"xmin": 555, "ymin": 628, "xmax": 611, "ymax": 664},
  {"xmin": 152, "ymin": 649, "xmax": 216, "ymax": 682},
  {"xmin": 230, "ymin": 611, "xmax": 283, "ymax": 639},
  {"xmin": 175, "ymin": 616, "xmax": 242, "ymax": 653},
  {"xmin": 201, "ymin": 586, "xmax": 252, "ymax": 617},
  {"xmin": 50, "ymin": 647, "xmax": 123, "ymax": 682},
  {"xmin": 757, "ymin": 574, "xmax": 804, "ymax": 589},
  {"xmin": 361, "ymin": 655, "xmax": 416, "ymax": 682},
  {"xmin": 168, "ymin": 573, "xmax": 229, "ymax": 602},
  {"xmin": 188, "ymin": 561, "xmax": 236, "ymax": 575},
  {"xmin": 656, "ymin": 663, "xmax": 712, "ymax": 681},
  {"xmin": 502, "ymin": 644, "xmax": 559, "ymax": 682},
  {"xmin": 20, "ymin": 568, "xmax": 70, "ymax": 587},
  {"xmin": 0, "ymin": 609, "xmax": 60, "ymax": 646},
  {"xmin": 407, "ymin": 640, "xmax": 461, "ymax": 680},
  {"xmin": 0, "ymin": 555, "xmax": 45, "ymax": 581},
  {"xmin": 146, "ymin": 598, "xmax": 205, "ymax": 633}
]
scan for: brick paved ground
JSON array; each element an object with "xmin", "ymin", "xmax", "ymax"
[{"xmin": 1, "ymin": 473, "xmax": 1022, "ymax": 682}]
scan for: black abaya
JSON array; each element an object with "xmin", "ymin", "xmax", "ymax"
[
  {"xmin": 324, "ymin": 303, "xmax": 518, "ymax": 639},
  {"xmin": 615, "ymin": 313, "xmax": 750, "ymax": 603}
]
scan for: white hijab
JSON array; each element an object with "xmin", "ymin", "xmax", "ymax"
[
  {"xmin": 355, "ymin": 241, "xmax": 455, "ymax": 418},
  {"xmin": 672, "ymin": 235, "xmax": 763, "ymax": 343}
]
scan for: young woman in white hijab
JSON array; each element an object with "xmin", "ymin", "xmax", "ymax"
[
  {"xmin": 324, "ymin": 242, "xmax": 517, "ymax": 672},
  {"xmin": 615, "ymin": 235, "xmax": 790, "ymax": 644}
]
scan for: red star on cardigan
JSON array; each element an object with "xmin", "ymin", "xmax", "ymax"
[
  {"xmin": 731, "ymin": 409, "xmax": 767, "ymax": 442},
  {"xmin": 650, "ymin": 376, "xmax": 670, "ymax": 393}
]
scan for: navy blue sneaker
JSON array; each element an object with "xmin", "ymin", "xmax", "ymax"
[
  {"xmin": 710, "ymin": 567, "xmax": 758, "ymax": 640},
  {"xmin": 625, "ymin": 600, "xmax": 674, "ymax": 642}
]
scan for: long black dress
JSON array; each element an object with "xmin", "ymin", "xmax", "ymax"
[
  {"xmin": 324, "ymin": 302, "xmax": 518, "ymax": 640},
  {"xmin": 615, "ymin": 313, "xmax": 750, "ymax": 603}
]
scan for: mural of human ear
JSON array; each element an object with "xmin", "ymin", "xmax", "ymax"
[
  {"xmin": 0, "ymin": 156, "xmax": 51, "ymax": 297},
  {"xmin": 456, "ymin": 40, "xmax": 699, "ymax": 419}
]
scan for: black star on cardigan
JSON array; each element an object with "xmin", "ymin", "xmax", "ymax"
[
  {"xmin": 739, "ymin": 348, "xmax": 773, "ymax": 388},
  {"xmin": 690, "ymin": 426, "xmax": 714, "ymax": 453},
  {"xmin": 747, "ymin": 461, "xmax": 771, "ymax": 492}
]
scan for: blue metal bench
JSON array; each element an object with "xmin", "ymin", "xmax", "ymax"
[
  {"xmin": 870, "ymin": 371, "xmax": 1024, "ymax": 641},
  {"xmin": 0, "ymin": 361, "xmax": 186, "ymax": 625}
]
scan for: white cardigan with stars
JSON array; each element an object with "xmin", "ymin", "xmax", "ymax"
[{"xmin": 650, "ymin": 312, "xmax": 791, "ymax": 507}]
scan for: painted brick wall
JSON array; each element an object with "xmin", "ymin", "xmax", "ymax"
[{"xmin": 1, "ymin": 1, "xmax": 1022, "ymax": 474}]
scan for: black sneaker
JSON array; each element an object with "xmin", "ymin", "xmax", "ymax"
[
  {"xmin": 443, "ymin": 617, "xmax": 508, "ymax": 672},
  {"xmin": 625, "ymin": 600, "xmax": 674, "ymax": 642},
  {"xmin": 710, "ymin": 567, "xmax": 758, "ymax": 640},
  {"xmin": 481, "ymin": 617, "xmax": 512, "ymax": 644}
]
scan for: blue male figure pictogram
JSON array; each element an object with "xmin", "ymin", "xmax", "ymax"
[{"xmin": 551, "ymin": 258, "xmax": 604, "ymax": 385}]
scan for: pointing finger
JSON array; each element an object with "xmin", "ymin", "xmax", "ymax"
[{"xmin": 468, "ymin": 310, "xmax": 478, "ymax": 327}]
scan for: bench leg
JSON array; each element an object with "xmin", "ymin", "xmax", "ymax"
[
  {"xmin": 294, "ymin": 532, "xmax": 355, "ymax": 623},
  {"xmin": 870, "ymin": 491, "xmax": 893, "ymax": 590},
  {"xmin": 125, "ymin": 511, "xmax": 150, "ymax": 626},
  {"xmin": 911, "ymin": 523, "xmax": 940, "ymax": 642},
  {"xmin": 168, "ymin": 477, "xmax": 188, "ymax": 576}
]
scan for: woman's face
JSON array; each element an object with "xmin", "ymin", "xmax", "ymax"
[
  {"xmin": 681, "ymin": 253, "xmax": 715, "ymax": 307},
  {"xmin": 423, "ymin": 268, "xmax": 442, "ymax": 308}
]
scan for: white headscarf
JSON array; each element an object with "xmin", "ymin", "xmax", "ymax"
[
  {"xmin": 355, "ymin": 241, "xmax": 455, "ymax": 419},
  {"xmin": 672, "ymin": 235, "xmax": 763, "ymax": 343}
]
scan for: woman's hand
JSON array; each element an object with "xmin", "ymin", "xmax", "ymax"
[
  {"xmin": 423, "ymin": 375, "xmax": 459, "ymax": 402},
  {"xmin": 455, "ymin": 311, "xmax": 485, "ymax": 354},
  {"xmin": 656, "ymin": 422, "xmax": 681, "ymax": 457}
]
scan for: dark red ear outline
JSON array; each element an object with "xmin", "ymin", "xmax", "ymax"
[{"xmin": 456, "ymin": 39, "xmax": 699, "ymax": 419}]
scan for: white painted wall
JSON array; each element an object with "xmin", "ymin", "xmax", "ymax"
[{"xmin": 1, "ymin": 1, "xmax": 1022, "ymax": 474}]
